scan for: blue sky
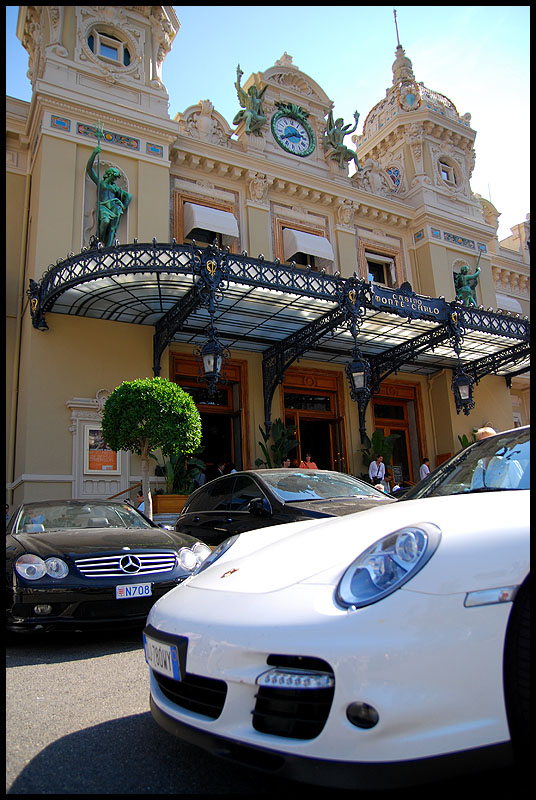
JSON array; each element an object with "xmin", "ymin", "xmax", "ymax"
[{"xmin": 6, "ymin": 5, "xmax": 530, "ymax": 240}]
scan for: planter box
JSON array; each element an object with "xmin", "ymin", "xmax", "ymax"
[{"xmin": 152, "ymin": 494, "xmax": 189, "ymax": 514}]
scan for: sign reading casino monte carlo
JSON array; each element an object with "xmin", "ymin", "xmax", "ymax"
[{"xmin": 371, "ymin": 283, "xmax": 449, "ymax": 321}]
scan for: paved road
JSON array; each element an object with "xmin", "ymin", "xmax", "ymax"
[{"xmin": 6, "ymin": 628, "xmax": 526, "ymax": 795}]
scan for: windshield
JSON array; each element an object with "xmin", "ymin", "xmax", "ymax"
[
  {"xmin": 259, "ymin": 470, "xmax": 384, "ymax": 502},
  {"xmin": 405, "ymin": 428, "xmax": 530, "ymax": 499},
  {"xmin": 9, "ymin": 501, "xmax": 154, "ymax": 533}
]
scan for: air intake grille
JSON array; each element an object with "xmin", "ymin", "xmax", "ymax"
[
  {"xmin": 154, "ymin": 672, "xmax": 228, "ymax": 719},
  {"xmin": 252, "ymin": 655, "xmax": 335, "ymax": 739},
  {"xmin": 75, "ymin": 552, "xmax": 177, "ymax": 577}
]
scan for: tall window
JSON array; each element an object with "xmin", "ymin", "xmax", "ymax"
[
  {"xmin": 173, "ymin": 195, "xmax": 239, "ymax": 252},
  {"xmin": 358, "ymin": 239, "xmax": 402, "ymax": 288},
  {"xmin": 365, "ymin": 252, "xmax": 396, "ymax": 287}
]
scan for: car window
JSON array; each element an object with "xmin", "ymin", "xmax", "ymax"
[
  {"xmin": 229, "ymin": 476, "xmax": 267, "ymax": 511},
  {"xmin": 10, "ymin": 502, "xmax": 154, "ymax": 532},
  {"xmin": 261, "ymin": 470, "xmax": 382, "ymax": 502},
  {"xmin": 185, "ymin": 477, "xmax": 236, "ymax": 513},
  {"xmin": 405, "ymin": 428, "xmax": 530, "ymax": 499}
]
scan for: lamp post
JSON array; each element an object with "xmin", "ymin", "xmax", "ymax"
[
  {"xmin": 452, "ymin": 366, "xmax": 475, "ymax": 415},
  {"xmin": 345, "ymin": 348, "xmax": 372, "ymax": 443}
]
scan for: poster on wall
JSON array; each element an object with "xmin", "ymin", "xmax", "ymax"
[{"xmin": 84, "ymin": 425, "xmax": 121, "ymax": 475}]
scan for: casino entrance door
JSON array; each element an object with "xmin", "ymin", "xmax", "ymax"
[
  {"xmin": 282, "ymin": 368, "xmax": 348, "ymax": 472},
  {"xmin": 371, "ymin": 382, "xmax": 426, "ymax": 487}
]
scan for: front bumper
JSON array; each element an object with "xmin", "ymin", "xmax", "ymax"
[
  {"xmin": 150, "ymin": 694, "xmax": 511, "ymax": 789},
  {"xmin": 7, "ymin": 579, "xmax": 184, "ymax": 631},
  {"xmin": 146, "ymin": 580, "xmax": 514, "ymax": 781}
]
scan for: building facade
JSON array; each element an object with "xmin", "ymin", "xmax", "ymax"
[{"xmin": 6, "ymin": 6, "xmax": 530, "ymax": 505}]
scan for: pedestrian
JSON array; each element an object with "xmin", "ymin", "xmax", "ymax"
[
  {"xmin": 224, "ymin": 462, "xmax": 237, "ymax": 475},
  {"xmin": 419, "ymin": 457, "xmax": 430, "ymax": 481},
  {"xmin": 368, "ymin": 454, "xmax": 385, "ymax": 484},
  {"xmin": 299, "ymin": 452, "xmax": 318, "ymax": 469},
  {"xmin": 372, "ymin": 477, "xmax": 386, "ymax": 492},
  {"xmin": 136, "ymin": 490, "xmax": 145, "ymax": 512},
  {"xmin": 476, "ymin": 426, "xmax": 497, "ymax": 440},
  {"xmin": 282, "ymin": 457, "xmax": 291, "ymax": 468}
]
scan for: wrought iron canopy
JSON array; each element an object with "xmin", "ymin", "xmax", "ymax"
[{"xmin": 28, "ymin": 240, "xmax": 530, "ymax": 425}]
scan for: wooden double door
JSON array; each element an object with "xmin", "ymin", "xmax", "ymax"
[
  {"xmin": 372, "ymin": 382, "xmax": 425, "ymax": 485},
  {"xmin": 283, "ymin": 368, "xmax": 348, "ymax": 472}
]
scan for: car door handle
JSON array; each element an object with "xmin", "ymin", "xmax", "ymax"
[
  {"xmin": 225, "ymin": 518, "xmax": 233, "ymax": 523},
  {"xmin": 193, "ymin": 516, "xmax": 200, "ymax": 522}
]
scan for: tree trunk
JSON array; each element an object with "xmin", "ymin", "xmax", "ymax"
[{"xmin": 140, "ymin": 442, "xmax": 153, "ymax": 520}]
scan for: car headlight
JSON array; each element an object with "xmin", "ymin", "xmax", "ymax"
[
  {"xmin": 192, "ymin": 542, "xmax": 211, "ymax": 564},
  {"xmin": 177, "ymin": 542, "xmax": 212, "ymax": 572},
  {"xmin": 336, "ymin": 523, "xmax": 441, "ymax": 609},
  {"xmin": 15, "ymin": 554, "xmax": 69, "ymax": 580},
  {"xmin": 192, "ymin": 535, "xmax": 240, "ymax": 576}
]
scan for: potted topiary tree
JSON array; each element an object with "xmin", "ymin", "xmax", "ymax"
[{"xmin": 101, "ymin": 377, "xmax": 202, "ymax": 519}]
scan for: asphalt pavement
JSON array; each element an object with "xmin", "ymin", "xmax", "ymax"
[{"xmin": 6, "ymin": 627, "xmax": 527, "ymax": 795}]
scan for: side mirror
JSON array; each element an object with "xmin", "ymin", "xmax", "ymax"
[{"xmin": 247, "ymin": 497, "xmax": 272, "ymax": 517}]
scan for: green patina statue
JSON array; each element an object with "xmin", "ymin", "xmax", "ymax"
[
  {"xmin": 232, "ymin": 64, "xmax": 267, "ymax": 136},
  {"xmin": 454, "ymin": 257, "xmax": 481, "ymax": 306},
  {"xmin": 86, "ymin": 131, "xmax": 132, "ymax": 246},
  {"xmin": 324, "ymin": 109, "xmax": 361, "ymax": 169}
]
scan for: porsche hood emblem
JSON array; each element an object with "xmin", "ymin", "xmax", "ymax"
[{"xmin": 220, "ymin": 568, "xmax": 238, "ymax": 579}]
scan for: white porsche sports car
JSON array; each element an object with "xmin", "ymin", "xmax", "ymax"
[{"xmin": 144, "ymin": 426, "xmax": 529, "ymax": 789}]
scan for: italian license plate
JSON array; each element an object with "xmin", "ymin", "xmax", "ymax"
[
  {"xmin": 115, "ymin": 583, "xmax": 152, "ymax": 599},
  {"xmin": 143, "ymin": 634, "xmax": 182, "ymax": 680}
]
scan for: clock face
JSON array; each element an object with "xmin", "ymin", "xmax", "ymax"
[{"xmin": 271, "ymin": 113, "xmax": 315, "ymax": 157}]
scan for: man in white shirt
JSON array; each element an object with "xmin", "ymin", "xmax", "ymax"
[
  {"xmin": 419, "ymin": 458, "xmax": 430, "ymax": 481},
  {"xmin": 369, "ymin": 455, "xmax": 385, "ymax": 483}
]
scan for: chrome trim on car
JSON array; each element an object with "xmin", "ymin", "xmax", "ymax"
[{"xmin": 75, "ymin": 552, "xmax": 177, "ymax": 577}]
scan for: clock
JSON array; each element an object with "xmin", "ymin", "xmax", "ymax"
[{"xmin": 271, "ymin": 106, "xmax": 316, "ymax": 157}]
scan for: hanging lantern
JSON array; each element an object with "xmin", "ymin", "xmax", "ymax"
[
  {"xmin": 452, "ymin": 367, "xmax": 475, "ymax": 415},
  {"xmin": 345, "ymin": 349, "xmax": 371, "ymax": 400},
  {"xmin": 194, "ymin": 324, "xmax": 230, "ymax": 397}
]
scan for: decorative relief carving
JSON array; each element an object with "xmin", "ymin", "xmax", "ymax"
[
  {"xmin": 179, "ymin": 100, "xmax": 232, "ymax": 146},
  {"xmin": 247, "ymin": 172, "xmax": 272, "ymax": 204},
  {"xmin": 352, "ymin": 158, "xmax": 391, "ymax": 197},
  {"xmin": 46, "ymin": 6, "xmax": 68, "ymax": 57},
  {"xmin": 336, "ymin": 199, "xmax": 355, "ymax": 228}
]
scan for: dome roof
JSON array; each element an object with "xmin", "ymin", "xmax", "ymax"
[{"xmin": 359, "ymin": 43, "xmax": 470, "ymax": 145}]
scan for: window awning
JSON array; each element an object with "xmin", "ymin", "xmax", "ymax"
[
  {"xmin": 496, "ymin": 293, "xmax": 523, "ymax": 313},
  {"xmin": 183, "ymin": 203, "xmax": 239, "ymax": 238},
  {"xmin": 283, "ymin": 228, "xmax": 334, "ymax": 261}
]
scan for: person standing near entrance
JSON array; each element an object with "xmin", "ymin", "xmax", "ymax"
[
  {"xmin": 299, "ymin": 453, "xmax": 318, "ymax": 469},
  {"xmin": 282, "ymin": 457, "xmax": 291, "ymax": 468},
  {"xmin": 368, "ymin": 455, "xmax": 386, "ymax": 488},
  {"xmin": 419, "ymin": 457, "xmax": 430, "ymax": 481}
]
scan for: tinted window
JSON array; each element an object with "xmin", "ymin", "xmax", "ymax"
[
  {"xmin": 260, "ymin": 470, "xmax": 382, "ymax": 502},
  {"xmin": 229, "ymin": 476, "xmax": 267, "ymax": 511},
  {"xmin": 185, "ymin": 477, "xmax": 236, "ymax": 512}
]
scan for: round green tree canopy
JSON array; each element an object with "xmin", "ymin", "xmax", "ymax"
[{"xmin": 101, "ymin": 377, "xmax": 202, "ymax": 458}]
